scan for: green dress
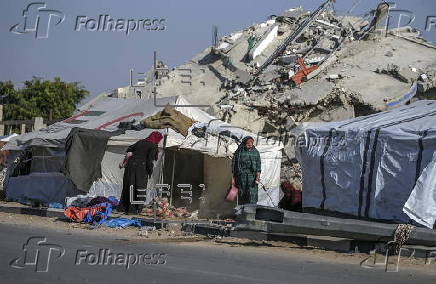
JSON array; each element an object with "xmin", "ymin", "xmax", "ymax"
[{"xmin": 232, "ymin": 144, "xmax": 262, "ymax": 205}]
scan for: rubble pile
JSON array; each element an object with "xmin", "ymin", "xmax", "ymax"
[
  {"xmin": 199, "ymin": 2, "xmax": 436, "ymax": 185},
  {"xmin": 96, "ymin": 1, "xmax": 436, "ymax": 186},
  {"xmin": 142, "ymin": 197, "xmax": 196, "ymax": 219},
  {"xmin": 417, "ymin": 71, "xmax": 436, "ymax": 98}
]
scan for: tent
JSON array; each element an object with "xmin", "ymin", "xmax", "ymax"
[
  {"xmin": 297, "ymin": 100, "xmax": 436, "ymax": 227},
  {"xmin": 3, "ymin": 96, "xmax": 282, "ymax": 218}
]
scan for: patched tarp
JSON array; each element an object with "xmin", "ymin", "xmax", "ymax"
[
  {"xmin": 297, "ymin": 100, "xmax": 436, "ymax": 225},
  {"xmin": 64, "ymin": 128, "xmax": 123, "ymax": 193}
]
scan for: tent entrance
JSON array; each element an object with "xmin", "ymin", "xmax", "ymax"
[
  {"xmin": 162, "ymin": 147, "xmax": 236, "ymax": 218},
  {"xmin": 163, "ymin": 148, "xmax": 204, "ymax": 211}
]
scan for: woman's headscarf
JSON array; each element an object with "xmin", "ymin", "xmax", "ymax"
[
  {"xmin": 145, "ymin": 131, "xmax": 163, "ymax": 145},
  {"xmin": 145, "ymin": 131, "xmax": 163, "ymax": 160},
  {"xmin": 237, "ymin": 136, "xmax": 254, "ymax": 152},
  {"xmin": 232, "ymin": 136, "xmax": 255, "ymax": 174}
]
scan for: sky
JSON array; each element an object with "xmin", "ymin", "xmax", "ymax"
[{"xmin": 1, "ymin": 0, "xmax": 435, "ymax": 105}]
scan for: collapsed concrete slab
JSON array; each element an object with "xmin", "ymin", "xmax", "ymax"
[{"xmin": 91, "ymin": 1, "xmax": 436, "ymax": 191}]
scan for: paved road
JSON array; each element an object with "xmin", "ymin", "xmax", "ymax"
[{"xmin": 0, "ymin": 223, "xmax": 434, "ymax": 284}]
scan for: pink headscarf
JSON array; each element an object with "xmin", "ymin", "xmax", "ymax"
[
  {"xmin": 145, "ymin": 131, "xmax": 163, "ymax": 160},
  {"xmin": 145, "ymin": 131, "xmax": 163, "ymax": 145}
]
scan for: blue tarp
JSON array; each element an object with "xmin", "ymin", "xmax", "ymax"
[{"xmin": 101, "ymin": 218, "xmax": 143, "ymax": 228}]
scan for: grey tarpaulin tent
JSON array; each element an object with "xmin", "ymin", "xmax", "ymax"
[
  {"xmin": 3, "ymin": 96, "xmax": 282, "ymax": 218},
  {"xmin": 298, "ymin": 100, "xmax": 436, "ymax": 226}
]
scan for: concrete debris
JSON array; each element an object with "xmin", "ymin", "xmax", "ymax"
[
  {"xmin": 417, "ymin": 72, "xmax": 436, "ymax": 96},
  {"xmin": 326, "ymin": 74, "xmax": 343, "ymax": 81},
  {"xmin": 279, "ymin": 55, "xmax": 297, "ymax": 65},
  {"xmin": 375, "ymin": 64, "xmax": 418, "ymax": 83},
  {"xmin": 385, "ymin": 51, "xmax": 393, "ymax": 57},
  {"xmin": 97, "ymin": 1, "xmax": 436, "ymax": 188}
]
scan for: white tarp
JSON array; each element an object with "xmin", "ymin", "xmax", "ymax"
[
  {"xmin": 404, "ymin": 151, "xmax": 436, "ymax": 228},
  {"xmin": 0, "ymin": 133, "xmax": 18, "ymax": 142},
  {"xmin": 298, "ymin": 100, "xmax": 436, "ymax": 225},
  {"xmin": 5, "ymin": 95, "xmax": 282, "ymax": 207}
]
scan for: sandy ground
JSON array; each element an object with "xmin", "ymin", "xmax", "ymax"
[
  {"xmin": 1, "ymin": 211, "xmax": 436, "ymax": 275},
  {"xmin": 0, "ymin": 211, "xmax": 199, "ymax": 240}
]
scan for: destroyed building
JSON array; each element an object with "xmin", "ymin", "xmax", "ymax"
[{"xmin": 83, "ymin": 1, "xmax": 436, "ymax": 188}]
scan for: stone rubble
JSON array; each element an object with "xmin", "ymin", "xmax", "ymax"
[{"xmin": 88, "ymin": 1, "xmax": 436, "ymax": 188}]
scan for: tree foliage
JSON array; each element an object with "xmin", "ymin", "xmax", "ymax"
[{"xmin": 0, "ymin": 77, "xmax": 89, "ymax": 121}]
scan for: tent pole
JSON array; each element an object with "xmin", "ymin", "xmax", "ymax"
[
  {"xmin": 159, "ymin": 128, "xmax": 168, "ymax": 185},
  {"xmin": 170, "ymin": 150, "xmax": 176, "ymax": 206},
  {"xmin": 154, "ymin": 128, "xmax": 168, "ymax": 223}
]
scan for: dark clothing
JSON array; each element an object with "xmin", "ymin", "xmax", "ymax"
[
  {"xmin": 278, "ymin": 196, "xmax": 294, "ymax": 211},
  {"xmin": 127, "ymin": 140, "xmax": 158, "ymax": 174},
  {"xmin": 232, "ymin": 137, "xmax": 262, "ymax": 205},
  {"xmin": 87, "ymin": 196, "xmax": 119, "ymax": 208},
  {"xmin": 278, "ymin": 196, "xmax": 302, "ymax": 212},
  {"xmin": 120, "ymin": 140, "xmax": 158, "ymax": 214}
]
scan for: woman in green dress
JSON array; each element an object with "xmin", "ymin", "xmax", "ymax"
[{"xmin": 232, "ymin": 136, "xmax": 262, "ymax": 205}]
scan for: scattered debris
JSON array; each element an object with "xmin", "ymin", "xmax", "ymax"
[{"xmin": 142, "ymin": 198, "xmax": 195, "ymax": 219}]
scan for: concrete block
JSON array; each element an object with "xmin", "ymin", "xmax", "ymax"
[
  {"xmin": 307, "ymin": 235, "xmax": 352, "ymax": 252},
  {"xmin": 234, "ymin": 220, "xmax": 268, "ymax": 232},
  {"xmin": 46, "ymin": 208, "xmax": 67, "ymax": 219},
  {"xmin": 0, "ymin": 205, "xmax": 21, "ymax": 214},
  {"xmin": 255, "ymin": 207, "xmax": 284, "ymax": 223},
  {"xmin": 250, "ymin": 25, "xmax": 279, "ymax": 61},
  {"xmin": 235, "ymin": 207, "xmax": 436, "ymax": 247},
  {"xmin": 230, "ymin": 230, "xmax": 267, "ymax": 241},
  {"xmin": 267, "ymin": 233, "xmax": 307, "ymax": 246}
]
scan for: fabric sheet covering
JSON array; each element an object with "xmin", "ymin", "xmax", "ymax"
[
  {"xmin": 4, "ymin": 96, "xmax": 282, "ymax": 209},
  {"xmin": 141, "ymin": 105, "xmax": 194, "ymax": 136},
  {"xmin": 64, "ymin": 128, "xmax": 123, "ymax": 192},
  {"xmin": 404, "ymin": 151, "xmax": 436, "ymax": 228},
  {"xmin": 298, "ymin": 100, "xmax": 436, "ymax": 226},
  {"xmin": 6, "ymin": 173, "xmax": 78, "ymax": 205}
]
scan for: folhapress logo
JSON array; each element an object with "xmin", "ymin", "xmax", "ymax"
[
  {"xmin": 75, "ymin": 16, "xmax": 166, "ymax": 35},
  {"xmin": 9, "ymin": 237, "xmax": 65, "ymax": 272},
  {"xmin": 9, "ymin": 2, "xmax": 167, "ymax": 38},
  {"xmin": 10, "ymin": 2, "xmax": 65, "ymax": 39}
]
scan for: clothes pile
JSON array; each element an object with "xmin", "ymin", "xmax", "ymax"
[
  {"xmin": 64, "ymin": 202, "xmax": 113, "ymax": 225},
  {"xmin": 66, "ymin": 195, "xmax": 119, "ymax": 208},
  {"xmin": 64, "ymin": 196, "xmax": 120, "ymax": 225}
]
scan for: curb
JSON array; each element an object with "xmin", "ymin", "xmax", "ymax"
[
  {"xmin": 0, "ymin": 204, "xmax": 65, "ymax": 219},
  {"xmin": 4, "ymin": 202, "xmax": 436, "ymax": 259}
]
